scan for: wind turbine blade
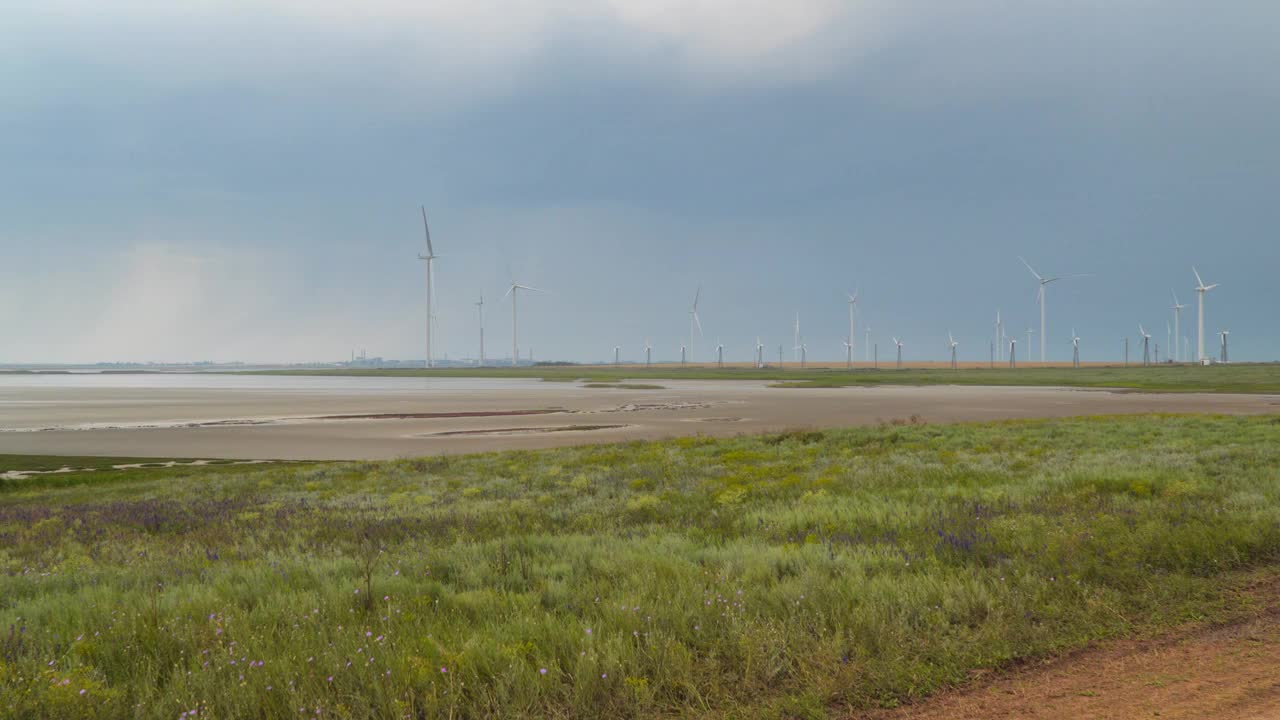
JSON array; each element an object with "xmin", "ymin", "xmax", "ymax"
[
  {"xmin": 693, "ymin": 286, "xmax": 701, "ymax": 310},
  {"xmin": 502, "ymin": 284, "xmax": 515, "ymax": 299},
  {"xmin": 1193, "ymin": 266, "xmax": 1204, "ymax": 287},
  {"xmin": 1019, "ymin": 256, "xmax": 1043, "ymax": 281},
  {"xmin": 1204, "ymin": 283, "xmax": 1219, "ymax": 291},
  {"xmin": 693, "ymin": 312, "xmax": 703, "ymax": 337},
  {"xmin": 1171, "ymin": 289, "xmax": 1180, "ymax": 306},
  {"xmin": 516, "ymin": 285, "xmax": 548, "ymax": 293},
  {"xmin": 420, "ymin": 206, "xmax": 434, "ymax": 256}
]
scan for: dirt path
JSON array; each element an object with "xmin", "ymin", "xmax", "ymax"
[{"xmin": 856, "ymin": 577, "xmax": 1280, "ymax": 720}]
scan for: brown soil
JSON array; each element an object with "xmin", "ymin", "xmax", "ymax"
[
  {"xmin": 421, "ymin": 424, "xmax": 627, "ymax": 437},
  {"xmin": 854, "ymin": 575, "xmax": 1280, "ymax": 720},
  {"xmin": 309, "ymin": 409, "xmax": 561, "ymax": 420}
]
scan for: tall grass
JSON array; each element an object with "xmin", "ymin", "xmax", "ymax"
[{"xmin": 3, "ymin": 414, "xmax": 1280, "ymax": 718}]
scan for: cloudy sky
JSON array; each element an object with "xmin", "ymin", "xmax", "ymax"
[{"xmin": 3, "ymin": 1, "xmax": 1277, "ymax": 364}]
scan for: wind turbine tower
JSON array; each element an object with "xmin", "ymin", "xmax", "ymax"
[
  {"xmin": 1220, "ymin": 330, "xmax": 1229, "ymax": 363},
  {"xmin": 1139, "ymin": 324, "xmax": 1151, "ymax": 367},
  {"xmin": 1193, "ymin": 267, "xmax": 1219, "ymax": 362},
  {"xmin": 893, "ymin": 337, "xmax": 903, "ymax": 369},
  {"xmin": 1025, "ymin": 328, "xmax": 1034, "ymax": 362},
  {"xmin": 1020, "ymin": 257, "xmax": 1090, "ymax": 363},
  {"xmin": 847, "ymin": 290, "xmax": 858, "ymax": 364},
  {"xmin": 1170, "ymin": 291, "xmax": 1186, "ymax": 363},
  {"xmin": 475, "ymin": 294, "xmax": 485, "ymax": 366},
  {"xmin": 417, "ymin": 206, "xmax": 438, "ymax": 368},
  {"xmin": 948, "ymin": 332, "xmax": 959, "ymax": 370},
  {"xmin": 1072, "ymin": 328, "xmax": 1080, "ymax": 369},
  {"xmin": 504, "ymin": 281, "xmax": 545, "ymax": 367}
]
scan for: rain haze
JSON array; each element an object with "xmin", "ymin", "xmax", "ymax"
[{"xmin": 3, "ymin": 0, "xmax": 1278, "ymax": 364}]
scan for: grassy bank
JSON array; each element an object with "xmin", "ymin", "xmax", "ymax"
[
  {"xmin": 3, "ymin": 414, "xmax": 1280, "ymax": 718},
  {"xmin": 244, "ymin": 364, "xmax": 1280, "ymax": 394}
]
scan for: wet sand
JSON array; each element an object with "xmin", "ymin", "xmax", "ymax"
[{"xmin": 2, "ymin": 377, "xmax": 1277, "ymax": 460}]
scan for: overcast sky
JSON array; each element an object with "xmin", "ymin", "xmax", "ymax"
[{"xmin": 3, "ymin": 1, "xmax": 1277, "ymax": 364}]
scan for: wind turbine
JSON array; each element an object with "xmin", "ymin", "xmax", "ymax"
[
  {"xmin": 716, "ymin": 339, "xmax": 724, "ymax": 369},
  {"xmin": 1071, "ymin": 328, "xmax": 1080, "ymax": 369},
  {"xmin": 994, "ymin": 310, "xmax": 1003, "ymax": 363},
  {"xmin": 504, "ymin": 281, "xmax": 545, "ymax": 367},
  {"xmin": 796, "ymin": 342, "xmax": 808, "ymax": 369},
  {"xmin": 755, "ymin": 337, "xmax": 765, "ymax": 369},
  {"xmin": 893, "ymin": 337, "xmax": 903, "ymax": 369},
  {"xmin": 1166, "ymin": 321, "xmax": 1172, "ymax": 365},
  {"xmin": 843, "ymin": 339, "xmax": 853, "ymax": 369},
  {"xmin": 1025, "ymin": 328, "xmax": 1034, "ymax": 362},
  {"xmin": 475, "ymin": 294, "xmax": 485, "ymax": 366},
  {"xmin": 613, "ymin": 346, "xmax": 621, "ymax": 367},
  {"xmin": 417, "ymin": 206, "xmax": 438, "ymax": 369},
  {"xmin": 644, "ymin": 338, "xmax": 652, "ymax": 368},
  {"xmin": 1170, "ymin": 291, "xmax": 1186, "ymax": 364},
  {"xmin": 1020, "ymin": 257, "xmax": 1091, "ymax": 363},
  {"xmin": 681, "ymin": 345, "xmax": 687, "ymax": 368},
  {"xmin": 865, "ymin": 325, "xmax": 872, "ymax": 362},
  {"xmin": 948, "ymin": 332, "xmax": 959, "ymax": 370},
  {"xmin": 1219, "ymin": 330, "xmax": 1229, "ymax": 363},
  {"xmin": 1193, "ymin": 267, "xmax": 1219, "ymax": 362},
  {"xmin": 846, "ymin": 290, "xmax": 858, "ymax": 363},
  {"xmin": 688, "ymin": 287, "xmax": 703, "ymax": 364},
  {"xmin": 1009, "ymin": 339, "xmax": 1016, "ymax": 368},
  {"xmin": 1139, "ymin": 324, "xmax": 1151, "ymax": 367}
]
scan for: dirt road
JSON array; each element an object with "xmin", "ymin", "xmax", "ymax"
[{"xmin": 856, "ymin": 577, "xmax": 1280, "ymax": 720}]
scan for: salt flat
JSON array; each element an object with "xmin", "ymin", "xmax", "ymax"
[{"xmin": 1, "ymin": 374, "xmax": 1276, "ymax": 460}]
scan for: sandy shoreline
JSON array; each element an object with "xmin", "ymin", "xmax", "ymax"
[{"xmin": 1, "ymin": 377, "xmax": 1276, "ymax": 460}]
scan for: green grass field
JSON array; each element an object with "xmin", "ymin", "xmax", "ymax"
[
  {"xmin": 246, "ymin": 363, "xmax": 1280, "ymax": 394},
  {"xmin": 3, "ymin": 414, "xmax": 1280, "ymax": 718}
]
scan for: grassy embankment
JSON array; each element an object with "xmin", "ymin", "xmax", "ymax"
[
  {"xmin": 3, "ymin": 414, "xmax": 1280, "ymax": 718},
  {"xmin": 247, "ymin": 364, "xmax": 1280, "ymax": 394}
]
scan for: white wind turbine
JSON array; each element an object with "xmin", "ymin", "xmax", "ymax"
[
  {"xmin": 755, "ymin": 337, "xmax": 765, "ymax": 368},
  {"xmin": 417, "ymin": 206, "xmax": 439, "ymax": 368},
  {"xmin": 644, "ymin": 338, "xmax": 653, "ymax": 368},
  {"xmin": 994, "ymin": 310, "xmax": 1003, "ymax": 362},
  {"xmin": 948, "ymin": 332, "xmax": 959, "ymax": 370},
  {"xmin": 843, "ymin": 339, "xmax": 853, "ymax": 369},
  {"xmin": 893, "ymin": 337, "xmax": 904, "ymax": 369},
  {"xmin": 1020, "ymin": 257, "xmax": 1091, "ymax": 363},
  {"xmin": 613, "ymin": 346, "xmax": 621, "ymax": 367},
  {"xmin": 475, "ymin": 294, "xmax": 485, "ymax": 366},
  {"xmin": 1025, "ymin": 327, "xmax": 1034, "ymax": 362},
  {"xmin": 1219, "ymin": 330, "xmax": 1230, "ymax": 363},
  {"xmin": 503, "ymin": 281, "xmax": 546, "ymax": 367},
  {"xmin": 1071, "ymin": 327, "xmax": 1080, "ymax": 368},
  {"xmin": 688, "ymin": 287, "xmax": 703, "ymax": 364},
  {"xmin": 1193, "ymin": 267, "xmax": 1219, "ymax": 362},
  {"xmin": 865, "ymin": 325, "xmax": 872, "ymax": 362},
  {"xmin": 716, "ymin": 339, "xmax": 724, "ymax": 369},
  {"xmin": 1139, "ymin": 324, "xmax": 1152, "ymax": 366},
  {"xmin": 846, "ymin": 290, "xmax": 859, "ymax": 363},
  {"xmin": 1170, "ymin": 291, "xmax": 1186, "ymax": 364}
]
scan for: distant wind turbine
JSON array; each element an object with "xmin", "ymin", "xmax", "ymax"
[
  {"xmin": 1219, "ymin": 330, "xmax": 1229, "ymax": 363},
  {"xmin": 688, "ymin": 287, "xmax": 703, "ymax": 364},
  {"xmin": 893, "ymin": 336, "xmax": 904, "ymax": 369},
  {"xmin": 504, "ymin": 281, "xmax": 545, "ymax": 367},
  {"xmin": 716, "ymin": 339, "xmax": 724, "ymax": 369},
  {"xmin": 843, "ymin": 339, "xmax": 853, "ymax": 370},
  {"xmin": 613, "ymin": 345, "xmax": 621, "ymax": 367},
  {"xmin": 1025, "ymin": 327, "xmax": 1034, "ymax": 362},
  {"xmin": 948, "ymin": 332, "xmax": 959, "ymax": 370},
  {"xmin": 475, "ymin": 294, "xmax": 485, "ymax": 366},
  {"xmin": 865, "ymin": 325, "xmax": 872, "ymax": 362},
  {"xmin": 644, "ymin": 338, "xmax": 652, "ymax": 368},
  {"xmin": 793, "ymin": 313, "xmax": 801, "ymax": 363},
  {"xmin": 1020, "ymin": 257, "xmax": 1092, "ymax": 363},
  {"xmin": 1193, "ymin": 267, "xmax": 1219, "ymax": 362},
  {"xmin": 1170, "ymin": 291, "xmax": 1186, "ymax": 364},
  {"xmin": 846, "ymin": 290, "xmax": 859, "ymax": 363},
  {"xmin": 755, "ymin": 337, "xmax": 765, "ymax": 369},
  {"xmin": 1139, "ymin": 324, "xmax": 1152, "ymax": 367},
  {"xmin": 417, "ymin": 206, "xmax": 438, "ymax": 369},
  {"xmin": 1071, "ymin": 328, "xmax": 1080, "ymax": 369}
]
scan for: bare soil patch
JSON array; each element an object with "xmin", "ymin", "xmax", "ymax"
[{"xmin": 854, "ymin": 574, "xmax": 1280, "ymax": 720}]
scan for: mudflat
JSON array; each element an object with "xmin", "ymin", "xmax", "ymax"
[{"xmin": 2, "ymin": 375, "xmax": 1277, "ymax": 460}]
